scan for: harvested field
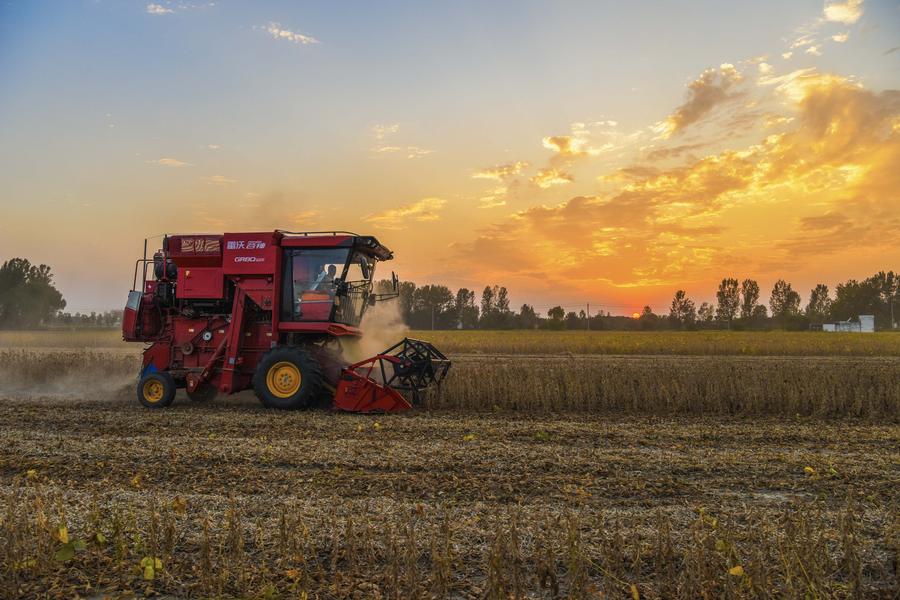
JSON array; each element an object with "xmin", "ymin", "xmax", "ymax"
[
  {"xmin": 1, "ymin": 331, "xmax": 898, "ymax": 597},
  {"xmin": 0, "ymin": 393, "xmax": 898, "ymax": 599}
]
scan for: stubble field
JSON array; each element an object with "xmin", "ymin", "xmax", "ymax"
[{"xmin": 0, "ymin": 330, "xmax": 898, "ymax": 598}]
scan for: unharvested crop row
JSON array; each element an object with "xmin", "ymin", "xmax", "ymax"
[
  {"xmin": 428, "ymin": 356, "xmax": 900, "ymax": 419},
  {"xmin": 1, "ymin": 483, "xmax": 895, "ymax": 599},
  {"xmin": 2, "ymin": 350, "xmax": 898, "ymax": 419}
]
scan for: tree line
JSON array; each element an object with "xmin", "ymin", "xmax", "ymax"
[
  {"xmin": 2, "ymin": 257, "xmax": 896, "ymax": 331},
  {"xmin": 377, "ymin": 271, "xmax": 899, "ymax": 331}
]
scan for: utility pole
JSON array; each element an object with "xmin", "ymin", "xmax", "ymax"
[
  {"xmin": 431, "ymin": 304, "xmax": 435, "ymax": 331},
  {"xmin": 586, "ymin": 302, "xmax": 590, "ymax": 330}
]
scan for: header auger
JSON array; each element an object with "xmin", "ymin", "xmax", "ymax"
[{"xmin": 122, "ymin": 230, "xmax": 450, "ymax": 412}]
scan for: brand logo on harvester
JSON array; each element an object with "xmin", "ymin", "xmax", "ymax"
[
  {"xmin": 234, "ymin": 256, "xmax": 265, "ymax": 263},
  {"xmin": 227, "ymin": 240, "xmax": 267, "ymax": 250}
]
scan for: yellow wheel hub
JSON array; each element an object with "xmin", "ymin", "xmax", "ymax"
[
  {"xmin": 142, "ymin": 379, "xmax": 164, "ymax": 403},
  {"xmin": 266, "ymin": 361, "xmax": 301, "ymax": 398}
]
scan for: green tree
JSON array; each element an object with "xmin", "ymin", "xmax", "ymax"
[
  {"xmin": 697, "ymin": 302, "xmax": 715, "ymax": 324},
  {"xmin": 479, "ymin": 286, "xmax": 496, "ymax": 327},
  {"xmin": 516, "ymin": 304, "xmax": 539, "ymax": 329},
  {"xmin": 0, "ymin": 258, "xmax": 66, "ymax": 328},
  {"xmin": 740, "ymin": 279, "xmax": 760, "ymax": 319},
  {"xmin": 668, "ymin": 290, "xmax": 696, "ymax": 328},
  {"xmin": 410, "ymin": 285, "xmax": 454, "ymax": 329},
  {"xmin": 769, "ymin": 279, "xmax": 801, "ymax": 319},
  {"xmin": 545, "ymin": 305, "xmax": 565, "ymax": 330},
  {"xmin": 454, "ymin": 288, "xmax": 479, "ymax": 329},
  {"xmin": 495, "ymin": 286, "xmax": 512, "ymax": 328},
  {"xmin": 716, "ymin": 278, "xmax": 740, "ymax": 324},
  {"xmin": 395, "ymin": 281, "xmax": 417, "ymax": 323},
  {"xmin": 806, "ymin": 284, "xmax": 832, "ymax": 322}
]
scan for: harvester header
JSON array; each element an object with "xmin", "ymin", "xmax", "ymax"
[{"xmin": 122, "ymin": 230, "xmax": 449, "ymax": 411}]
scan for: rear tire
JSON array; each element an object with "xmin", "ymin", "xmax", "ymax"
[
  {"xmin": 253, "ymin": 346, "xmax": 324, "ymax": 409},
  {"xmin": 137, "ymin": 372, "xmax": 176, "ymax": 409}
]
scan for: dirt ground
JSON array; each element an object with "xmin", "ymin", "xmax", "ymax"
[{"xmin": 1, "ymin": 385, "xmax": 897, "ymax": 598}]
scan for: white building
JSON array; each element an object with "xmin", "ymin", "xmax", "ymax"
[{"xmin": 822, "ymin": 315, "xmax": 875, "ymax": 333}]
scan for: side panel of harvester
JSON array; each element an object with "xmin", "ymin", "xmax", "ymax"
[{"xmin": 135, "ymin": 232, "xmax": 282, "ymax": 395}]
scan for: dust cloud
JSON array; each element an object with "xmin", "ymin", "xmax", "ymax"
[
  {"xmin": 0, "ymin": 350, "xmax": 137, "ymax": 401},
  {"xmin": 340, "ymin": 300, "xmax": 409, "ymax": 363}
]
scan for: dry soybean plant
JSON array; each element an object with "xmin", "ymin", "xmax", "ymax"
[
  {"xmin": 1, "ymin": 481, "xmax": 898, "ymax": 599},
  {"xmin": 427, "ymin": 356, "xmax": 900, "ymax": 419}
]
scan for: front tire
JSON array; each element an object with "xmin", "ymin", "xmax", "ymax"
[
  {"xmin": 253, "ymin": 347, "xmax": 324, "ymax": 409},
  {"xmin": 137, "ymin": 372, "xmax": 176, "ymax": 408}
]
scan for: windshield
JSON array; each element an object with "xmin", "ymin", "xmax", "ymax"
[
  {"xmin": 283, "ymin": 248, "xmax": 349, "ymax": 322},
  {"xmin": 280, "ymin": 248, "xmax": 377, "ymax": 326}
]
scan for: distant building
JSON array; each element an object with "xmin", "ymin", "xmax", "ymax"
[{"xmin": 822, "ymin": 315, "xmax": 875, "ymax": 333}]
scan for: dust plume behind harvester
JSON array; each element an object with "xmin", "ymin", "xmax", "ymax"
[{"xmin": 122, "ymin": 231, "xmax": 450, "ymax": 412}]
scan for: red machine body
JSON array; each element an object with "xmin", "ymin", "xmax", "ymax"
[{"xmin": 123, "ymin": 231, "xmax": 448, "ymax": 411}]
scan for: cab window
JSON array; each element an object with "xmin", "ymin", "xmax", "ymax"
[{"xmin": 282, "ymin": 248, "xmax": 349, "ymax": 321}]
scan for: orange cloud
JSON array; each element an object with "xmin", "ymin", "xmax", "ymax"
[
  {"xmin": 657, "ymin": 64, "xmax": 744, "ymax": 138},
  {"xmin": 147, "ymin": 157, "xmax": 192, "ymax": 167},
  {"xmin": 365, "ymin": 197, "xmax": 446, "ymax": 230},
  {"xmin": 542, "ymin": 135, "xmax": 590, "ymax": 157},
  {"xmin": 530, "ymin": 168, "xmax": 574, "ymax": 188},
  {"xmin": 452, "ymin": 72, "xmax": 900, "ymax": 299},
  {"xmin": 472, "ymin": 161, "xmax": 529, "ymax": 180}
]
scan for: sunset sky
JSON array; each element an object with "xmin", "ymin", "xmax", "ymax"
[{"xmin": 1, "ymin": 0, "xmax": 898, "ymax": 315}]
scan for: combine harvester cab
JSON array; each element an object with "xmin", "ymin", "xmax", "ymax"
[{"xmin": 122, "ymin": 231, "xmax": 450, "ymax": 412}]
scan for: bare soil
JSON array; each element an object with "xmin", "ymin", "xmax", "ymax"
[{"xmin": 1, "ymin": 387, "xmax": 897, "ymax": 598}]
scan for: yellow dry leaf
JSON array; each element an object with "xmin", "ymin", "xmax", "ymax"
[
  {"xmin": 26, "ymin": 469, "xmax": 38, "ymax": 480},
  {"xmin": 373, "ymin": 421, "xmax": 382, "ymax": 430},
  {"xmin": 130, "ymin": 474, "xmax": 143, "ymax": 488},
  {"xmin": 285, "ymin": 568, "xmax": 300, "ymax": 579},
  {"xmin": 171, "ymin": 496, "xmax": 187, "ymax": 515},
  {"xmin": 57, "ymin": 525, "xmax": 69, "ymax": 544},
  {"xmin": 143, "ymin": 564, "xmax": 155, "ymax": 580},
  {"xmin": 804, "ymin": 466, "xmax": 816, "ymax": 476},
  {"xmin": 462, "ymin": 433, "xmax": 476, "ymax": 442},
  {"xmin": 729, "ymin": 565, "xmax": 744, "ymax": 577},
  {"xmin": 630, "ymin": 583, "xmax": 640, "ymax": 600}
]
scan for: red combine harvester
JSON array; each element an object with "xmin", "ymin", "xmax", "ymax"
[{"xmin": 122, "ymin": 231, "xmax": 450, "ymax": 412}]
